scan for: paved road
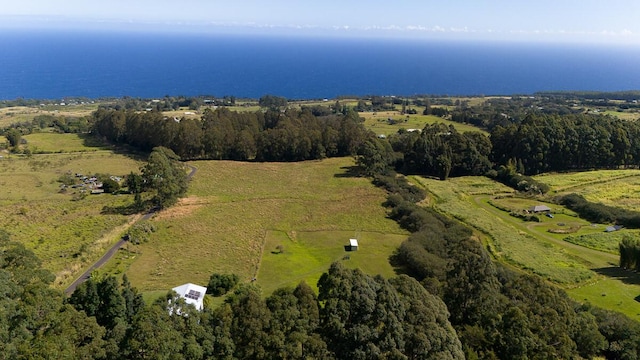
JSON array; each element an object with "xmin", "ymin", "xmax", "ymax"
[{"xmin": 64, "ymin": 164, "xmax": 197, "ymax": 296}]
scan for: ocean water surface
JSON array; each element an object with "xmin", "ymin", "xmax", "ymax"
[{"xmin": 0, "ymin": 30, "xmax": 639, "ymax": 99}]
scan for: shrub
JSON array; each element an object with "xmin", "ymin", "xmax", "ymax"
[{"xmin": 207, "ymin": 273, "xmax": 240, "ymax": 297}]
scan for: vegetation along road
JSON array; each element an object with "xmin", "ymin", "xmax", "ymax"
[{"xmin": 64, "ymin": 164, "xmax": 197, "ymax": 295}]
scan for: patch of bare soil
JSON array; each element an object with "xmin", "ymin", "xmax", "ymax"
[{"xmin": 153, "ymin": 196, "xmax": 209, "ymax": 220}]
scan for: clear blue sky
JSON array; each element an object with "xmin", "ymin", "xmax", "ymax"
[{"xmin": 3, "ymin": 0, "xmax": 640, "ymax": 44}]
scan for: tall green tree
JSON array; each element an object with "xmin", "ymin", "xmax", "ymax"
[{"xmin": 141, "ymin": 146, "xmax": 189, "ymax": 208}]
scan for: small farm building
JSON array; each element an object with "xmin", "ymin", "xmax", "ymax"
[
  {"xmin": 529, "ymin": 205, "xmax": 551, "ymax": 213},
  {"xmin": 349, "ymin": 238, "xmax": 359, "ymax": 251},
  {"xmin": 172, "ymin": 283, "xmax": 207, "ymax": 311},
  {"xmin": 605, "ymin": 225, "xmax": 623, "ymax": 233}
]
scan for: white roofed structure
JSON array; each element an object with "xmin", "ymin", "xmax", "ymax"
[
  {"xmin": 349, "ymin": 238, "xmax": 359, "ymax": 251},
  {"xmin": 172, "ymin": 283, "xmax": 207, "ymax": 311}
]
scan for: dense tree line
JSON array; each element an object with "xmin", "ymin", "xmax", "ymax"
[
  {"xmin": 558, "ymin": 193, "xmax": 640, "ymax": 228},
  {"xmin": 371, "ymin": 171, "xmax": 640, "ymax": 359},
  {"xmin": 91, "ymin": 107, "xmax": 372, "ymax": 162},
  {"xmin": 491, "ymin": 113, "xmax": 640, "ymax": 175},
  {"xmin": 358, "ymin": 123, "xmax": 492, "ymax": 180}
]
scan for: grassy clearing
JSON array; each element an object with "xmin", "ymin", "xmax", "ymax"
[
  {"xmin": 360, "ymin": 111, "xmax": 486, "ymax": 136},
  {"xmin": 258, "ymin": 230, "xmax": 406, "ymax": 295},
  {"xmin": 120, "ymin": 158, "xmax": 406, "ymax": 294},
  {"xmin": 533, "ymin": 169, "xmax": 640, "ymax": 193},
  {"xmin": 23, "ymin": 133, "xmax": 111, "ymax": 153},
  {"xmin": 412, "ymin": 174, "xmax": 640, "ymax": 319},
  {"xmin": 602, "ymin": 110, "xmax": 640, "ymax": 121},
  {"xmin": 568, "ymin": 276, "xmax": 640, "ymax": 322},
  {"xmin": 0, "ymin": 105, "xmax": 97, "ymax": 127},
  {"xmin": 412, "ymin": 176, "xmax": 595, "ymax": 284},
  {"xmin": 535, "ymin": 170, "xmax": 640, "ymax": 211},
  {"xmin": 0, "ymin": 148, "xmax": 144, "ymax": 287},
  {"xmin": 564, "ymin": 230, "xmax": 639, "ymax": 254}
]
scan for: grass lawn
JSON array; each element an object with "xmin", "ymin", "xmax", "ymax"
[
  {"xmin": 258, "ymin": 230, "xmax": 406, "ymax": 295},
  {"xmin": 360, "ymin": 111, "xmax": 486, "ymax": 135},
  {"xmin": 119, "ymin": 157, "xmax": 406, "ymax": 295}
]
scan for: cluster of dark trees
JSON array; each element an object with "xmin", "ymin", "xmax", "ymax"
[
  {"xmin": 357, "ymin": 123, "xmax": 492, "ymax": 180},
  {"xmin": 371, "ymin": 170, "xmax": 640, "ymax": 359},
  {"xmin": 491, "ymin": 113, "xmax": 640, "ymax": 175},
  {"xmin": 1, "ymin": 229, "xmax": 466, "ymax": 359},
  {"xmin": 91, "ymin": 107, "xmax": 372, "ymax": 162},
  {"xmin": 492, "ymin": 159, "xmax": 551, "ymax": 194},
  {"xmin": 619, "ymin": 236, "xmax": 640, "ymax": 271}
]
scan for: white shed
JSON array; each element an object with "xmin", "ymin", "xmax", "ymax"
[{"xmin": 349, "ymin": 238, "xmax": 359, "ymax": 251}]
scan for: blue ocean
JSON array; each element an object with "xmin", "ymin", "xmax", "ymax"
[{"xmin": 0, "ymin": 30, "xmax": 639, "ymax": 99}]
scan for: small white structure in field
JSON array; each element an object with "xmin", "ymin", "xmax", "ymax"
[
  {"xmin": 349, "ymin": 238, "xmax": 359, "ymax": 251},
  {"xmin": 172, "ymin": 283, "xmax": 207, "ymax": 311}
]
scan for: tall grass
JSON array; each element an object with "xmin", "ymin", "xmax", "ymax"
[
  {"xmin": 122, "ymin": 158, "xmax": 407, "ymax": 292},
  {"xmin": 412, "ymin": 176, "xmax": 593, "ymax": 284}
]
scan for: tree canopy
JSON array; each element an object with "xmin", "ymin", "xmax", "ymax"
[{"xmin": 141, "ymin": 146, "xmax": 189, "ymax": 208}]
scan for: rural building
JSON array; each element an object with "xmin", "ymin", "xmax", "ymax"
[
  {"xmin": 529, "ymin": 205, "xmax": 551, "ymax": 213},
  {"xmin": 349, "ymin": 238, "xmax": 359, "ymax": 251},
  {"xmin": 172, "ymin": 283, "xmax": 207, "ymax": 311},
  {"xmin": 605, "ymin": 225, "xmax": 623, "ymax": 233}
]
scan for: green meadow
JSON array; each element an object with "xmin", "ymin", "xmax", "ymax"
[
  {"xmin": 117, "ymin": 157, "xmax": 407, "ymax": 293},
  {"xmin": 360, "ymin": 110, "xmax": 486, "ymax": 135},
  {"xmin": 258, "ymin": 230, "xmax": 406, "ymax": 295},
  {"xmin": 0, "ymin": 140, "xmax": 144, "ymax": 287},
  {"xmin": 411, "ymin": 174, "xmax": 640, "ymax": 320}
]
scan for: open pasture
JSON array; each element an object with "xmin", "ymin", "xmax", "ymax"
[
  {"xmin": 568, "ymin": 275, "xmax": 640, "ymax": 321},
  {"xmin": 412, "ymin": 174, "xmax": 640, "ymax": 319},
  {"xmin": 258, "ymin": 230, "xmax": 406, "ymax": 295},
  {"xmin": 0, "ymin": 104, "xmax": 97, "ymax": 127},
  {"xmin": 121, "ymin": 157, "xmax": 407, "ymax": 293},
  {"xmin": 0, "ymin": 148, "xmax": 143, "ymax": 287},
  {"xmin": 360, "ymin": 111, "xmax": 485, "ymax": 135},
  {"xmin": 533, "ymin": 169, "xmax": 640, "ymax": 193},
  {"xmin": 563, "ymin": 230, "xmax": 639, "ymax": 254},
  {"xmin": 22, "ymin": 132, "xmax": 111, "ymax": 153},
  {"xmin": 412, "ymin": 176, "xmax": 595, "ymax": 284},
  {"xmin": 603, "ymin": 110, "xmax": 640, "ymax": 121}
]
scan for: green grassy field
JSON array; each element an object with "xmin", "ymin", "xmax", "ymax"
[
  {"xmin": 22, "ymin": 132, "xmax": 112, "ymax": 153},
  {"xmin": 359, "ymin": 111, "xmax": 486, "ymax": 135},
  {"xmin": 0, "ymin": 105, "xmax": 98, "ymax": 127},
  {"xmin": 602, "ymin": 110, "xmax": 640, "ymax": 121},
  {"xmin": 534, "ymin": 170, "xmax": 640, "ymax": 210},
  {"xmin": 258, "ymin": 230, "xmax": 406, "ymax": 294},
  {"xmin": 563, "ymin": 231, "xmax": 638, "ymax": 254},
  {"xmin": 414, "ymin": 176, "xmax": 595, "ymax": 284},
  {"xmin": 412, "ymin": 174, "xmax": 640, "ymax": 320},
  {"xmin": 0, "ymin": 146, "xmax": 144, "ymax": 287},
  {"xmin": 118, "ymin": 157, "xmax": 407, "ymax": 293}
]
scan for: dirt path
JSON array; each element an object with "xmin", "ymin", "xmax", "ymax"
[{"xmin": 64, "ymin": 164, "xmax": 197, "ymax": 296}]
